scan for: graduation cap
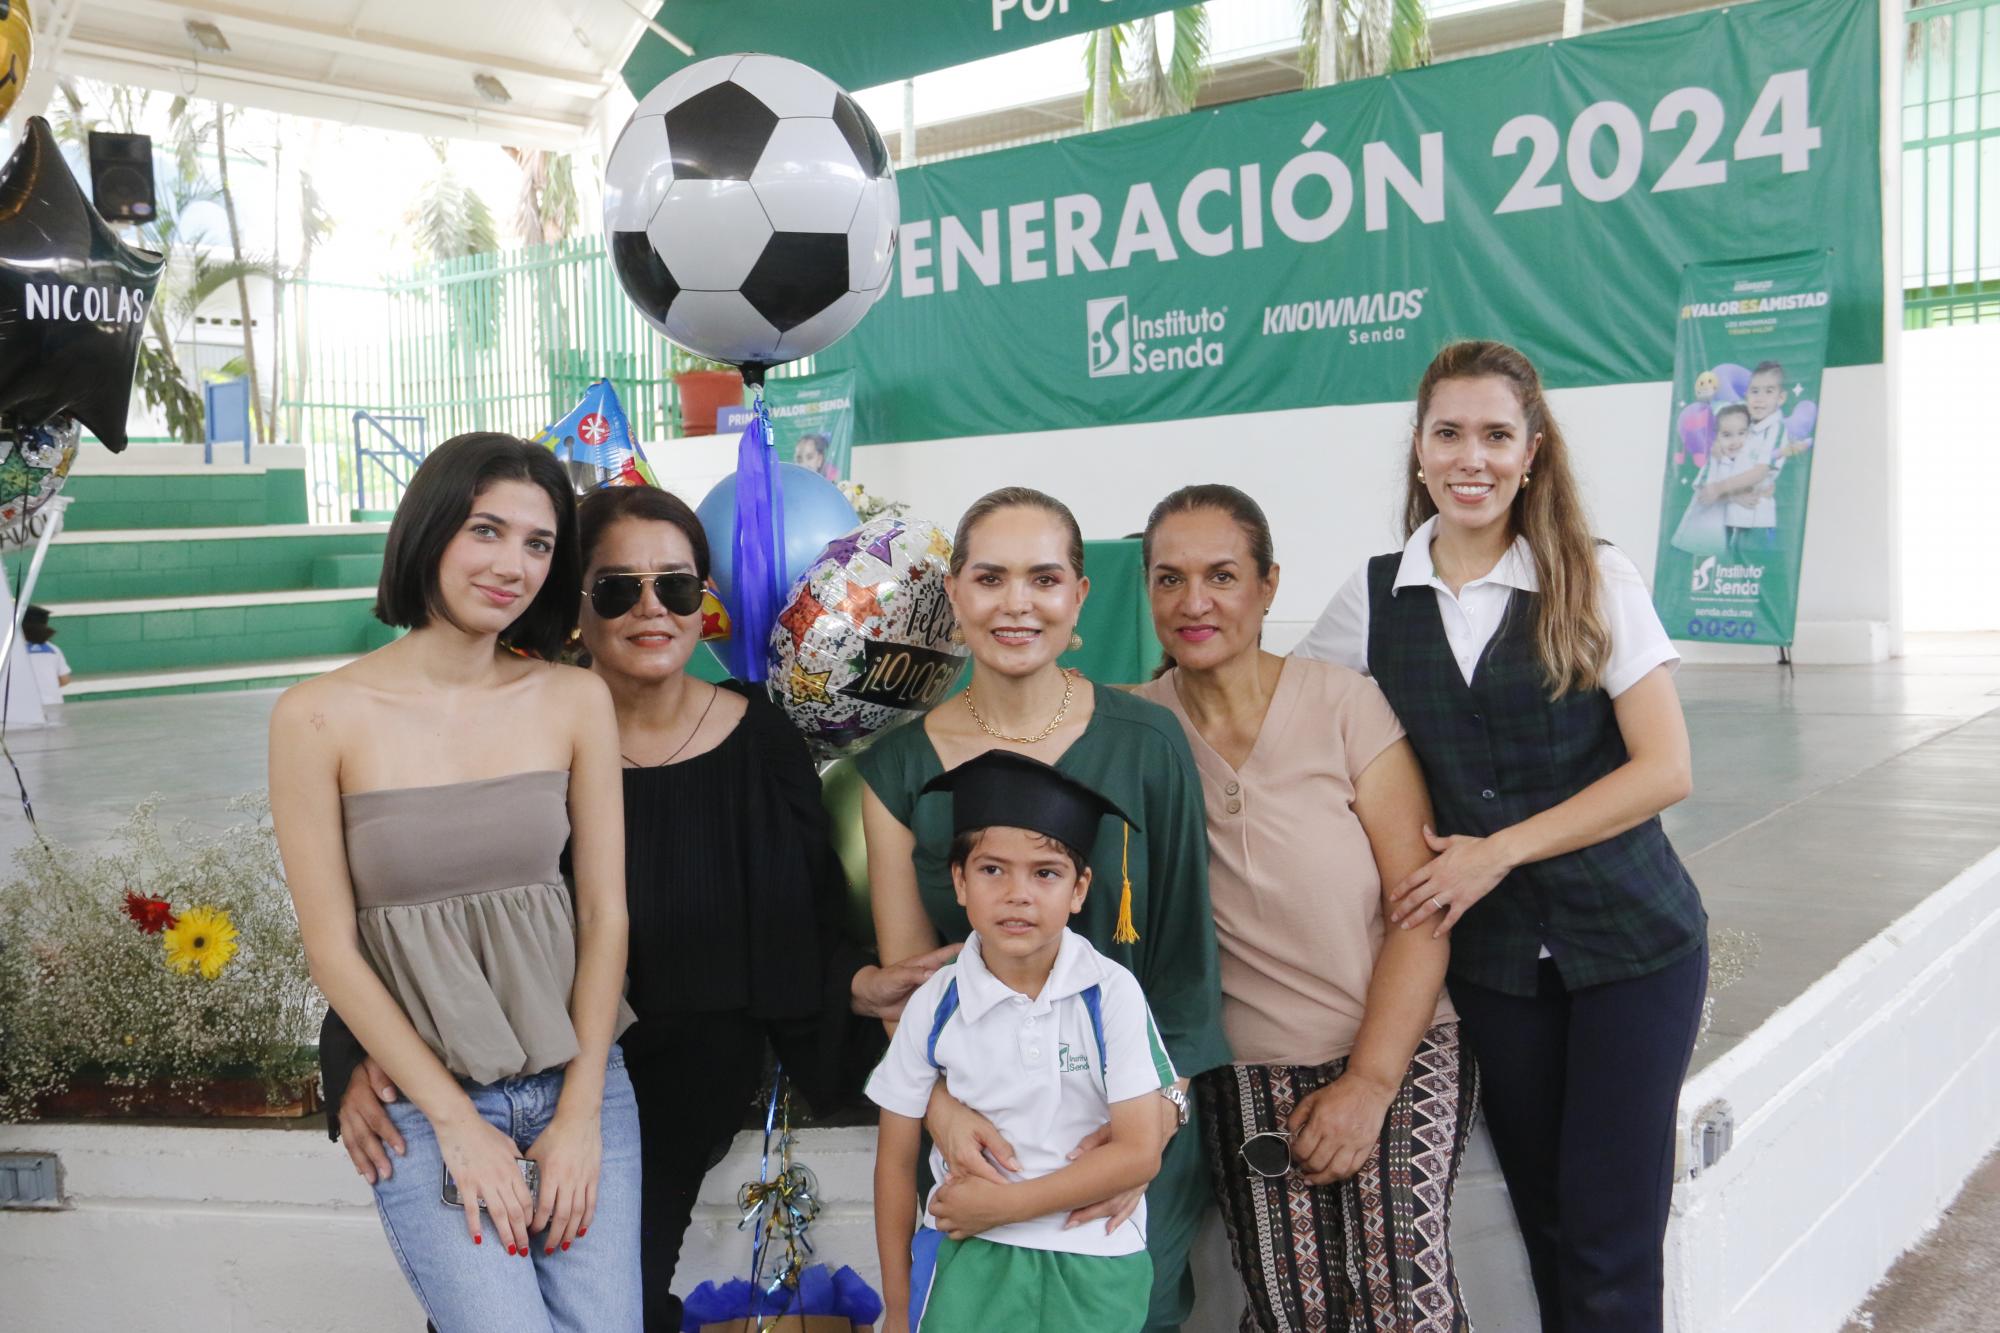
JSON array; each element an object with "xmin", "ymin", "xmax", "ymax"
[{"xmin": 922, "ymin": 750, "xmax": 1144, "ymax": 944}]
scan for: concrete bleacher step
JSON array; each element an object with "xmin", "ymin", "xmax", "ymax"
[
  {"xmin": 63, "ymin": 656, "xmax": 362, "ymax": 701},
  {"xmin": 32, "ymin": 523, "xmax": 389, "ymax": 603},
  {"xmin": 46, "ymin": 588, "xmax": 397, "ymax": 678},
  {"xmin": 59, "ymin": 463, "xmax": 310, "ymax": 531}
]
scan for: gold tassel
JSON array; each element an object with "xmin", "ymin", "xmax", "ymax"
[{"xmin": 1112, "ymin": 822, "xmax": 1139, "ymax": 944}]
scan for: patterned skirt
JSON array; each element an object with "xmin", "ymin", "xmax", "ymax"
[{"xmin": 1196, "ymin": 1022, "xmax": 1478, "ymax": 1333}]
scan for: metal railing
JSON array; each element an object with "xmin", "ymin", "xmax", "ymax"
[
  {"xmin": 1905, "ymin": 0, "xmax": 2000, "ymax": 326},
  {"xmin": 351, "ymin": 412, "xmax": 429, "ymax": 517}
]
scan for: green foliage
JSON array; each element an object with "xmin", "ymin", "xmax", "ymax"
[
  {"xmin": 1084, "ymin": 8, "xmax": 1212, "ymax": 126},
  {"xmin": 0, "ymin": 799, "xmax": 325, "ymax": 1121},
  {"xmin": 1301, "ymin": 0, "xmax": 1431, "ymax": 89}
]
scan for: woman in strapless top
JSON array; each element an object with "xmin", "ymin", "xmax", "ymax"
[{"xmin": 269, "ymin": 433, "xmax": 641, "ymax": 1332}]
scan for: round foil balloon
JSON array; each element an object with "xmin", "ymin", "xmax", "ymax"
[
  {"xmin": 768, "ymin": 517, "xmax": 966, "ymax": 761},
  {"xmin": 603, "ymin": 53, "xmax": 898, "ymax": 369},
  {"xmin": 0, "ymin": 417, "xmax": 78, "ymax": 550},
  {"xmin": 0, "ymin": 1, "xmax": 32, "ymax": 124}
]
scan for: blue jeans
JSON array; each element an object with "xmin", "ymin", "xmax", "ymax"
[{"xmin": 372, "ymin": 1048, "xmax": 643, "ymax": 1333}]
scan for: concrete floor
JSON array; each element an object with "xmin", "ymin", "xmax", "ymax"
[{"xmin": 1841, "ymin": 1148, "xmax": 2000, "ymax": 1333}]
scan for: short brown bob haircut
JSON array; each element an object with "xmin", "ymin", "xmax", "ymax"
[{"xmin": 374, "ymin": 432, "xmax": 580, "ymax": 661}]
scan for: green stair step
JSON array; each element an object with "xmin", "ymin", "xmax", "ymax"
[
  {"xmin": 67, "ymin": 655, "xmax": 363, "ymax": 702},
  {"xmin": 49, "ymin": 591, "xmax": 395, "ymax": 675},
  {"xmin": 312, "ymin": 552, "xmax": 385, "ymax": 589},
  {"xmin": 61, "ymin": 468, "xmax": 309, "ymax": 531},
  {"xmin": 10, "ymin": 525, "xmax": 388, "ymax": 603}
]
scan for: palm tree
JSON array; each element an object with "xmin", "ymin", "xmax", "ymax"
[
  {"xmin": 50, "ymin": 81, "xmax": 274, "ymax": 444},
  {"xmin": 503, "ymin": 147, "xmax": 579, "ymax": 247},
  {"xmin": 408, "ymin": 141, "xmax": 501, "ymax": 432},
  {"xmin": 1083, "ymin": 7, "xmax": 1212, "ymax": 129},
  {"xmin": 1301, "ymin": 0, "xmax": 1431, "ymax": 88}
]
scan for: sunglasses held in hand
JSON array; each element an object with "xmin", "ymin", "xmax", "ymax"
[{"xmin": 585, "ymin": 571, "xmax": 706, "ymax": 619}]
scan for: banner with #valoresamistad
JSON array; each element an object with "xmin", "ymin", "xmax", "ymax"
[{"xmin": 1651, "ymin": 250, "xmax": 1832, "ymax": 648}]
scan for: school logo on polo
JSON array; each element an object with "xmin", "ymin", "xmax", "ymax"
[
  {"xmin": 1085, "ymin": 294, "xmax": 1227, "ymax": 378},
  {"xmin": 1057, "ymin": 1042, "xmax": 1091, "ymax": 1073}
]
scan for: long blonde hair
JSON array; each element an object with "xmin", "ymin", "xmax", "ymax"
[{"xmin": 1406, "ymin": 341, "xmax": 1609, "ymax": 697}]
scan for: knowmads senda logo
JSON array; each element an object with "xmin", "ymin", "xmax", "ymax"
[{"xmin": 1086, "ymin": 295, "xmax": 1227, "ymax": 378}]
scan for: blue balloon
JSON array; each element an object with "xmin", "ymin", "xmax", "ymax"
[{"xmin": 696, "ymin": 461, "xmax": 859, "ymax": 608}]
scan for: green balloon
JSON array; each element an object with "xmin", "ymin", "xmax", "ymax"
[{"xmin": 819, "ymin": 757, "xmax": 874, "ymax": 950}]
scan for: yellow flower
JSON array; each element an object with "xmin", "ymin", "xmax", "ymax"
[{"xmin": 162, "ymin": 905, "xmax": 239, "ymax": 980}]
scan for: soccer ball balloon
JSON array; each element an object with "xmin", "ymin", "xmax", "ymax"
[{"xmin": 604, "ymin": 54, "xmax": 899, "ymax": 369}]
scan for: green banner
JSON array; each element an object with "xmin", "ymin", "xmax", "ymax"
[
  {"xmin": 1650, "ymin": 251, "xmax": 1831, "ymax": 647},
  {"xmin": 818, "ymin": 0, "xmax": 1880, "ymax": 444},
  {"xmin": 766, "ymin": 369, "xmax": 859, "ymax": 481},
  {"xmin": 623, "ymin": 0, "xmax": 1195, "ymax": 100}
]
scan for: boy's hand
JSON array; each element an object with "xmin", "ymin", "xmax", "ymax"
[{"xmin": 930, "ymin": 1174, "xmax": 1018, "ymax": 1240}]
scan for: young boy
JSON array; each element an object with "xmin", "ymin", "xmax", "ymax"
[
  {"xmin": 1695, "ymin": 404, "xmax": 1777, "ymax": 556},
  {"xmin": 21, "ymin": 604, "xmax": 70, "ymax": 712},
  {"xmin": 868, "ymin": 750, "xmax": 1174, "ymax": 1333}
]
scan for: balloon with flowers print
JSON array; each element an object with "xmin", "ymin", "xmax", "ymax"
[{"xmin": 766, "ymin": 517, "xmax": 967, "ymax": 761}]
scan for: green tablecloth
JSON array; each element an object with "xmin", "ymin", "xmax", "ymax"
[{"xmin": 693, "ymin": 537, "xmax": 1159, "ymax": 688}]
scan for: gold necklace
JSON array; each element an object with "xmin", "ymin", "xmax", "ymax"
[{"xmin": 964, "ymin": 668, "xmax": 1075, "ymax": 745}]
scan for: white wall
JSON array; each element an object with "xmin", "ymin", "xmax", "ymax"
[
  {"xmin": 1899, "ymin": 324, "xmax": 2000, "ymax": 632},
  {"xmin": 838, "ymin": 364, "xmax": 1895, "ymax": 662}
]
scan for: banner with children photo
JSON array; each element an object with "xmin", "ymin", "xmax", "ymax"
[
  {"xmin": 765, "ymin": 369, "xmax": 858, "ymax": 483},
  {"xmin": 1653, "ymin": 250, "xmax": 1831, "ymax": 647}
]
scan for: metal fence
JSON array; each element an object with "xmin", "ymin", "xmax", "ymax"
[
  {"xmin": 280, "ymin": 236, "xmax": 813, "ymax": 520},
  {"xmin": 1906, "ymin": 0, "xmax": 2000, "ymax": 325}
]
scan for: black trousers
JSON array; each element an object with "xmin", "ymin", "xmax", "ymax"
[
  {"xmin": 625, "ymin": 1014, "xmax": 769, "ymax": 1333},
  {"xmin": 1447, "ymin": 944, "xmax": 1707, "ymax": 1333}
]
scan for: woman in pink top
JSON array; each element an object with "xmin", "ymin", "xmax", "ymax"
[{"xmin": 1132, "ymin": 485, "xmax": 1476, "ymax": 1333}]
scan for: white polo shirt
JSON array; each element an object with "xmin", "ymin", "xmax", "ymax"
[
  {"xmin": 866, "ymin": 928, "xmax": 1176, "ymax": 1258},
  {"xmin": 1295, "ymin": 516, "xmax": 1679, "ymax": 699}
]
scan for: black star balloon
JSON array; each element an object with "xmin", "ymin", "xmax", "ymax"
[{"xmin": 0, "ymin": 116, "xmax": 164, "ymax": 452}]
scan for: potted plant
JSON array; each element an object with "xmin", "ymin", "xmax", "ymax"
[
  {"xmin": 0, "ymin": 798, "xmax": 325, "ymax": 1120},
  {"xmin": 671, "ymin": 348, "xmax": 746, "ymax": 437}
]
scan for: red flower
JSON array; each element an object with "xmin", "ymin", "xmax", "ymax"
[{"xmin": 123, "ymin": 892, "xmax": 176, "ymax": 935}]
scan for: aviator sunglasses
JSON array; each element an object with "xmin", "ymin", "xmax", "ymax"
[
  {"xmin": 584, "ymin": 571, "xmax": 705, "ymax": 619},
  {"xmin": 1238, "ymin": 1129, "xmax": 1294, "ymax": 1179}
]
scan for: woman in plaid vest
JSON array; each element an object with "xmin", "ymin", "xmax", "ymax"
[{"xmin": 1296, "ymin": 340, "xmax": 1709, "ymax": 1333}]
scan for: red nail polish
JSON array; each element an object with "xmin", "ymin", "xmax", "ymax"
[
  {"xmin": 506, "ymin": 1246, "xmax": 516, "ymax": 1255},
  {"xmin": 561, "ymin": 1241, "xmax": 570, "ymax": 1251},
  {"xmin": 473, "ymin": 1235, "xmax": 482, "ymax": 1245},
  {"xmin": 545, "ymin": 1247, "xmax": 554, "ymax": 1256},
  {"xmin": 578, "ymin": 1226, "xmax": 587, "ymax": 1237}
]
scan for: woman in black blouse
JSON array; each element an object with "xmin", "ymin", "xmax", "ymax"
[{"xmin": 322, "ymin": 485, "xmax": 954, "ymax": 1330}]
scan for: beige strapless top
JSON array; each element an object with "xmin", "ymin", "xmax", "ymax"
[{"xmin": 341, "ymin": 770, "xmax": 634, "ymax": 1085}]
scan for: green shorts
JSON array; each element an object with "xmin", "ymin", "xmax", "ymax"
[{"xmin": 909, "ymin": 1229, "xmax": 1152, "ymax": 1333}]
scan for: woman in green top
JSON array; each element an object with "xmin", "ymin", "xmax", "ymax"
[{"xmin": 859, "ymin": 486, "xmax": 1228, "ymax": 1332}]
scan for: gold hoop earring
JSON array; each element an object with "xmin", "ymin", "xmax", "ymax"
[
  {"xmin": 948, "ymin": 624, "xmax": 965, "ymax": 645},
  {"xmin": 1068, "ymin": 632, "xmax": 1084, "ymax": 652}
]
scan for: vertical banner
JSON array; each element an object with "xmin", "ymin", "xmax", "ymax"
[
  {"xmin": 1652, "ymin": 251, "xmax": 1831, "ymax": 646},
  {"xmin": 765, "ymin": 370, "xmax": 857, "ymax": 482}
]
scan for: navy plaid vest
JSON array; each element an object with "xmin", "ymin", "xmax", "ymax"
[{"xmin": 1365, "ymin": 555, "xmax": 1706, "ymax": 995}]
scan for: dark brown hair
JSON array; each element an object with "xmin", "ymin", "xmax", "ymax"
[
  {"xmin": 1141, "ymin": 484, "xmax": 1277, "ymax": 679},
  {"xmin": 948, "ymin": 827, "xmax": 1088, "ymax": 879},
  {"xmin": 951, "ymin": 486, "xmax": 1085, "ymax": 578},
  {"xmin": 577, "ymin": 484, "xmax": 711, "ymax": 581},
  {"xmin": 1408, "ymin": 340, "xmax": 1608, "ymax": 697},
  {"xmin": 374, "ymin": 433, "xmax": 579, "ymax": 661}
]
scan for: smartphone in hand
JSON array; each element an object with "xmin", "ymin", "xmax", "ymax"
[{"xmin": 441, "ymin": 1157, "xmax": 540, "ymax": 1210}]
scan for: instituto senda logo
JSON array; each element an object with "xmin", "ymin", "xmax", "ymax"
[{"xmin": 1087, "ymin": 295, "xmax": 1130, "ymax": 377}]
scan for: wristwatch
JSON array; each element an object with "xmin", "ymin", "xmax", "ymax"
[{"xmin": 1161, "ymin": 1085, "xmax": 1190, "ymax": 1128}]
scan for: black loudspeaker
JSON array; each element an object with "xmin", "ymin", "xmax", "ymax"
[{"xmin": 87, "ymin": 131, "xmax": 156, "ymax": 223}]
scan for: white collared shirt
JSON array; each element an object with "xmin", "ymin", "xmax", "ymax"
[
  {"xmin": 1295, "ymin": 516, "xmax": 1679, "ymax": 698},
  {"xmin": 866, "ymin": 928, "xmax": 1176, "ymax": 1257}
]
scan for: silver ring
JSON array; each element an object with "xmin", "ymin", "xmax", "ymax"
[{"xmin": 1431, "ymin": 896, "xmax": 1443, "ymax": 912}]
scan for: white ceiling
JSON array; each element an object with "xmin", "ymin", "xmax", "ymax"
[{"xmin": 44, "ymin": 0, "xmax": 656, "ymax": 148}]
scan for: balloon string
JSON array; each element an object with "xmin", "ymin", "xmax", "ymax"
[{"xmin": 1, "ymin": 471, "xmax": 42, "ymax": 840}]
